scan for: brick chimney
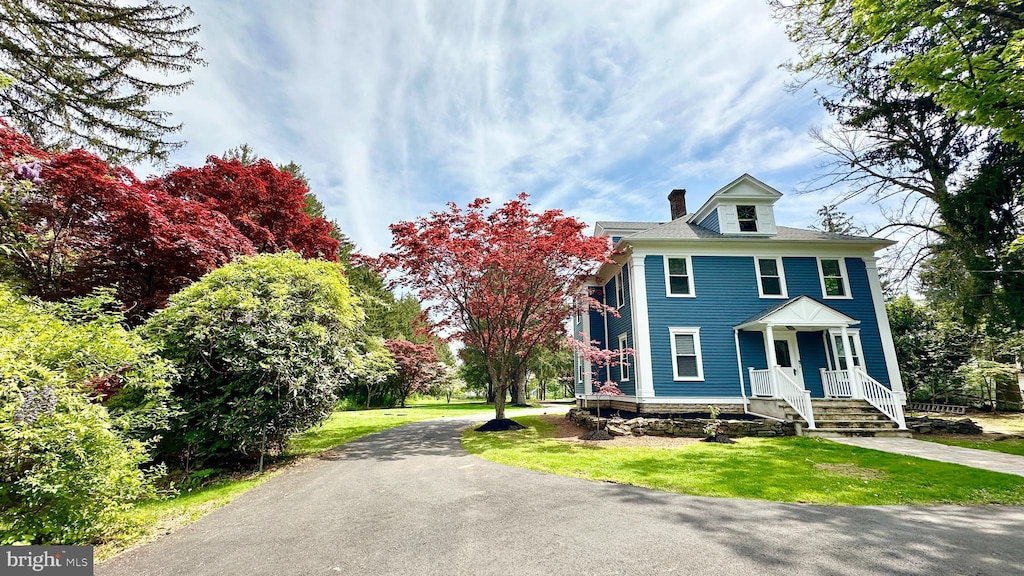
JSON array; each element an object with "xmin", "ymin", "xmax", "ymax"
[{"xmin": 668, "ymin": 189, "xmax": 687, "ymax": 220}]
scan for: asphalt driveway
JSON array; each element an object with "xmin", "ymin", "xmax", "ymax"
[{"xmin": 99, "ymin": 416, "xmax": 1024, "ymax": 576}]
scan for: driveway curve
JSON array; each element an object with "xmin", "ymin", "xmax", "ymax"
[{"xmin": 99, "ymin": 416, "xmax": 1024, "ymax": 576}]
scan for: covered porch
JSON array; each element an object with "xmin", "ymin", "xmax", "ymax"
[{"xmin": 736, "ymin": 296, "xmax": 905, "ymax": 430}]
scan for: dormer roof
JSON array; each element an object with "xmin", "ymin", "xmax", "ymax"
[{"xmin": 687, "ymin": 173, "xmax": 782, "ymax": 225}]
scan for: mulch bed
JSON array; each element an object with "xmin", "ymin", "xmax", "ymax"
[{"xmin": 475, "ymin": 419, "xmax": 527, "ymax": 432}]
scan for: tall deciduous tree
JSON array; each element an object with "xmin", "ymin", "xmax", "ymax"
[
  {"xmin": 151, "ymin": 156, "xmax": 339, "ymax": 261},
  {"xmin": 0, "ymin": 0, "xmax": 203, "ymax": 163},
  {"xmin": 0, "ymin": 124, "xmax": 339, "ymax": 317},
  {"xmin": 850, "ymin": 0, "xmax": 1024, "ymax": 144},
  {"xmin": 373, "ymin": 194, "xmax": 611, "ymax": 421},
  {"xmin": 384, "ymin": 339, "xmax": 441, "ymax": 408}
]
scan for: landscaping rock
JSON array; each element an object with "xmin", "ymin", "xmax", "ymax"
[
  {"xmin": 906, "ymin": 417, "xmax": 982, "ymax": 435},
  {"xmin": 579, "ymin": 429, "xmax": 613, "ymax": 441},
  {"xmin": 566, "ymin": 408, "xmax": 796, "ymax": 438}
]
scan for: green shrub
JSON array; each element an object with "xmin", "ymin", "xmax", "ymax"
[
  {"xmin": 1, "ymin": 380, "xmax": 152, "ymax": 544},
  {"xmin": 0, "ymin": 287, "xmax": 163, "ymax": 544},
  {"xmin": 143, "ymin": 253, "xmax": 364, "ymax": 468},
  {"xmin": 0, "ymin": 286, "xmax": 178, "ymax": 445}
]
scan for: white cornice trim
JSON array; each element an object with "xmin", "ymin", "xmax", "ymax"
[{"xmin": 623, "ymin": 241, "xmax": 886, "ymax": 258}]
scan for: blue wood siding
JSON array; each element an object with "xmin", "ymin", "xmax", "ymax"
[
  {"xmin": 604, "ymin": 265, "xmax": 634, "ymax": 395},
  {"xmin": 781, "ymin": 257, "xmax": 889, "ymax": 385},
  {"xmin": 797, "ymin": 331, "xmax": 828, "ymax": 397},
  {"xmin": 645, "ymin": 254, "xmax": 890, "ymax": 398},
  {"xmin": 698, "ymin": 210, "xmax": 720, "ymax": 233},
  {"xmin": 738, "ymin": 330, "xmax": 767, "ymax": 395},
  {"xmin": 585, "ymin": 285, "xmax": 608, "ymax": 384}
]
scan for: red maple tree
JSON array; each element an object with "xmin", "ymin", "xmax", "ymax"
[
  {"xmin": 384, "ymin": 339, "xmax": 442, "ymax": 407},
  {"xmin": 0, "ymin": 123, "xmax": 339, "ymax": 318},
  {"xmin": 150, "ymin": 156, "xmax": 338, "ymax": 260},
  {"xmin": 372, "ymin": 194, "xmax": 613, "ymax": 421}
]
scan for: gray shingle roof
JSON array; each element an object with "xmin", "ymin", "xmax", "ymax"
[{"xmin": 600, "ymin": 218, "xmax": 889, "ymax": 244}]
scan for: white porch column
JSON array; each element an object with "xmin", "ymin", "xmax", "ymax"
[
  {"xmin": 765, "ymin": 323, "xmax": 778, "ymax": 397},
  {"xmin": 840, "ymin": 325, "xmax": 861, "ymax": 398},
  {"xmin": 629, "ymin": 253, "xmax": 655, "ymax": 400}
]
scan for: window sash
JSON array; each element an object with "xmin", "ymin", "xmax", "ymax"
[
  {"xmin": 738, "ymin": 205, "xmax": 757, "ymax": 232},
  {"xmin": 669, "ymin": 328, "xmax": 703, "ymax": 380},
  {"xmin": 830, "ymin": 332, "xmax": 862, "ymax": 370},
  {"xmin": 666, "ymin": 257, "xmax": 692, "ymax": 296},
  {"xmin": 618, "ymin": 334, "xmax": 629, "ymax": 381},
  {"xmin": 756, "ymin": 257, "xmax": 784, "ymax": 297},
  {"xmin": 819, "ymin": 258, "xmax": 848, "ymax": 297},
  {"xmin": 615, "ymin": 268, "xmax": 625, "ymax": 308}
]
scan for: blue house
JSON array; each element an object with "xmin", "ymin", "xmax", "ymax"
[{"xmin": 573, "ymin": 174, "xmax": 908, "ymax": 436}]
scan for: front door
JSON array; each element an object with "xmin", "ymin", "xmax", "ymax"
[{"xmin": 773, "ymin": 332, "xmax": 804, "ymax": 388}]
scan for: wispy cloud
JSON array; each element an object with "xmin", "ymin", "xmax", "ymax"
[{"xmin": 142, "ymin": 0, "xmax": 849, "ymax": 254}]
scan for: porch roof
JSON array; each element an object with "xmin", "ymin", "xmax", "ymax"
[{"xmin": 735, "ymin": 295, "xmax": 859, "ymax": 330}]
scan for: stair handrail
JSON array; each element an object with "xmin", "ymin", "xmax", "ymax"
[
  {"xmin": 773, "ymin": 367, "xmax": 815, "ymax": 429},
  {"xmin": 856, "ymin": 369, "xmax": 907, "ymax": 429}
]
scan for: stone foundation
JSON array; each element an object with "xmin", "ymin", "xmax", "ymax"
[
  {"xmin": 906, "ymin": 416, "xmax": 983, "ymax": 435},
  {"xmin": 566, "ymin": 408, "xmax": 796, "ymax": 438},
  {"xmin": 575, "ymin": 398, "xmax": 747, "ymax": 415}
]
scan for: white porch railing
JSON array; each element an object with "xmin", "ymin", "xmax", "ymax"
[
  {"xmin": 857, "ymin": 369, "xmax": 907, "ymax": 429},
  {"xmin": 820, "ymin": 368, "xmax": 854, "ymax": 398},
  {"xmin": 749, "ymin": 367, "xmax": 815, "ymax": 428},
  {"xmin": 749, "ymin": 368, "xmax": 773, "ymax": 397},
  {"xmin": 774, "ymin": 367, "xmax": 815, "ymax": 429}
]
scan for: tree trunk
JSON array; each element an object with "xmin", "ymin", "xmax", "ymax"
[
  {"xmin": 511, "ymin": 365, "xmax": 528, "ymax": 406},
  {"xmin": 486, "ymin": 378, "xmax": 495, "ymax": 403},
  {"xmin": 365, "ymin": 382, "xmax": 372, "ymax": 410},
  {"xmin": 494, "ymin": 384, "xmax": 507, "ymax": 419}
]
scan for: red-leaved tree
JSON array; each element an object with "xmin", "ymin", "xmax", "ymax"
[
  {"xmin": 150, "ymin": 157, "xmax": 338, "ymax": 260},
  {"xmin": 384, "ymin": 339, "xmax": 442, "ymax": 407},
  {"xmin": 372, "ymin": 194, "xmax": 612, "ymax": 421},
  {"xmin": 0, "ymin": 122, "xmax": 339, "ymax": 318}
]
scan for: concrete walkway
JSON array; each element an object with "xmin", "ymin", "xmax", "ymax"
[
  {"xmin": 97, "ymin": 417, "xmax": 1024, "ymax": 576},
  {"xmin": 831, "ymin": 437, "xmax": 1024, "ymax": 477}
]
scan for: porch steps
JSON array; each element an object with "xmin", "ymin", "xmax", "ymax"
[{"xmin": 781, "ymin": 399, "xmax": 912, "ymax": 438}]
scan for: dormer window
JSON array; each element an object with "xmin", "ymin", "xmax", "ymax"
[{"xmin": 737, "ymin": 205, "xmax": 758, "ymax": 232}]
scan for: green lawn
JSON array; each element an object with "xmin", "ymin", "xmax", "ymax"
[
  {"xmin": 462, "ymin": 415, "xmax": 1024, "ymax": 506},
  {"xmin": 100, "ymin": 400, "xmax": 522, "ymax": 560},
  {"xmin": 924, "ymin": 437, "xmax": 1024, "ymax": 457}
]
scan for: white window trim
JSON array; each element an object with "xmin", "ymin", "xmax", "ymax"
[
  {"xmin": 615, "ymin": 266, "xmax": 625, "ymax": 309},
  {"xmin": 669, "ymin": 327, "xmax": 705, "ymax": 381},
  {"xmin": 618, "ymin": 333, "xmax": 630, "ymax": 381},
  {"xmin": 817, "ymin": 257, "xmax": 852, "ymax": 300},
  {"xmin": 826, "ymin": 329, "xmax": 864, "ymax": 371},
  {"xmin": 663, "ymin": 255, "xmax": 696, "ymax": 298},
  {"xmin": 754, "ymin": 256, "xmax": 788, "ymax": 299},
  {"xmin": 737, "ymin": 205, "xmax": 758, "ymax": 232}
]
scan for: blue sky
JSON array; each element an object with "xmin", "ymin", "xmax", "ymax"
[{"xmin": 139, "ymin": 0, "xmax": 885, "ymax": 256}]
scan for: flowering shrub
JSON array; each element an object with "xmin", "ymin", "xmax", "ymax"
[{"xmin": 0, "ymin": 285, "xmax": 167, "ymax": 544}]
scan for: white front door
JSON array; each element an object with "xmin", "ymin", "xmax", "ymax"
[{"xmin": 772, "ymin": 332, "xmax": 804, "ymax": 388}]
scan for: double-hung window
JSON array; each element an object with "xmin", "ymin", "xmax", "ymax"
[
  {"xmin": 737, "ymin": 205, "xmax": 758, "ymax": 232},
  {"xmin": 665, "ymin": 256, "xmax": 694, "ymax": 297},
  {"xmin": 818, "ymin": 258, "xmax": 851, "ymax": 298},
  {"xmin": 669, "ymin": 327, "xmax": 704, "ymax": 381},
  {"xmin": 755, "ymin": 257, "xmax": 787, "ymax": 298},
  {"xmin": 828, "ymin": 330, "xmax": 863, "ymax": 371},
  {"xmin": 618, "ymin": 333, "xmax": 630, "ymax": 381},
  {"xmin": 615, "ymin": 266, "xmax": 626, "ymax": 309}
]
